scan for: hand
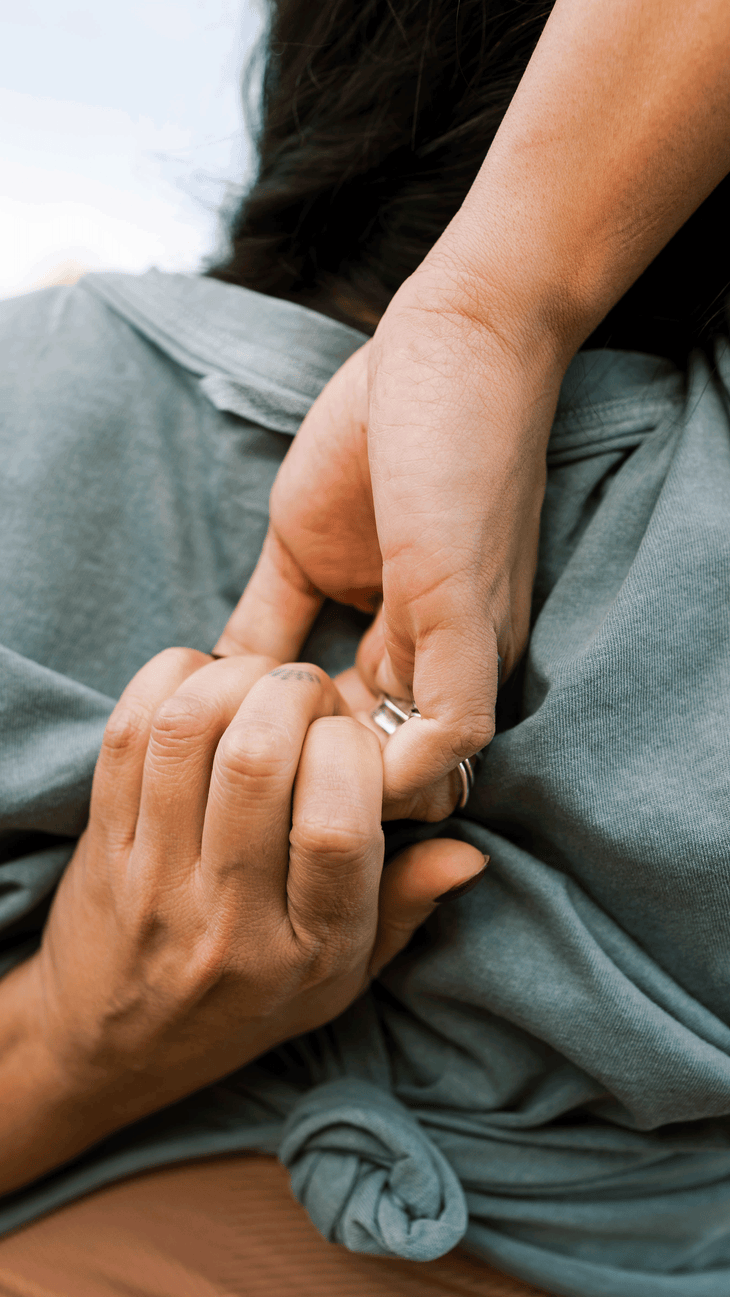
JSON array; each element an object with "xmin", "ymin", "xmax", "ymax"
[
  {"xmin": 214, "ymin": 270, "xmax": 563, "ymax": 807},
  {"xmin": 333, "ymin": 666, "xmax": 471, "ymax": 823},
  {"xmin": 24, "ymin": 648, "xmax": 485, "ymax": 1164},
  {"xmin": 213, "ymin": 0, "xmax": 730, "ymax": 809}
]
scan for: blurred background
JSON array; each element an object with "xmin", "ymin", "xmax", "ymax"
[{"xmin": 0, "ymin": 0, "xmax": 262, "ymax": 298}]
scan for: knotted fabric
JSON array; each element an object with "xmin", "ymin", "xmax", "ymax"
[{"xmin": 279, "ymin": 1079, "xmax": 467, "ymax": 1261}]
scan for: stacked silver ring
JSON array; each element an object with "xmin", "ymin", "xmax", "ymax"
[{"xmin": 371, "ymin": 695, "xmax": 477, "ymax": 809}]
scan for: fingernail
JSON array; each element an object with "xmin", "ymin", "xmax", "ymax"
[{"xmin": 434, "ymin": 856, "xmax": 489, "ymax": 903}]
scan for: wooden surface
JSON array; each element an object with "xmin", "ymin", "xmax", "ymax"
[{"xmin": 0, "ymin": 1155, "xmax": 552, "ymax": 1297}]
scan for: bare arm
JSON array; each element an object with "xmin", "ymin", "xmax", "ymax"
[{"xmin": 431, "ymin": 0, "xmax": 730, "ymax": 353}]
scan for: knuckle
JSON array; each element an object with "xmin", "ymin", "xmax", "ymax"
[
  {"xmin": 187, "ymin": 923, "xmax": 291, "ymax": 1015},
  {"xmin": 102, "ymin": 704, "xmax": 150, "ymax": 760},
  {"xmin": 162, "ymin": 923, "xmax": 238, "ymax": 997},
  {"xmin": 149, "ymin": 694, "xmax": 215, "ymax": 753},
  {"xmin": 287, "ymin": 819, "xmax": 382, "ymax": 964},
  {"xmin": 155, "ymin": 645, "xmax": 206, "ymax": 675},
  {"xmin": 449, "ymin": 710, "xmax": 495, "ymax": 759},
  {"xmin": 290, "ymin": 919, "xmax": 367, "ymax": 985},
  {"xmin": 185, "ymin": 933, "xmax": 235, "ymax": 995},
  {"xmin": 290, "ymin": 817, "xmax": 375, "ymax": 868},
  {"xmin": 216, "ymin": 721, "xmax": 291, "ymax": 786}
]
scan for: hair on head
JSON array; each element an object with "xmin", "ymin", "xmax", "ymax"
[
  {"xmin": 209, "ymin": 0, "xmax": 730, "ymax": 360},
  {"xmin": 209, "ymin": 0, "xmax": 550, "ymax": 328}
]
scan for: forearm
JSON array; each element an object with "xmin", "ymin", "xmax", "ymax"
[
  {"xmin": 0, "ymin": 951, "xmax": 280, "ymax": 1199},
  {"xmin": 0, "ymin": 955, "xmax": 107, "ymax": 1198},
  {"xmin": 418, "ymin": 0, "xmax": 730, "ymax": 360},
  {"xmin": 0, "ymin": 953, "xmax": 181, "ymax": 1198}
]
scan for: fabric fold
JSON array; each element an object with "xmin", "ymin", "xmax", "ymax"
[{"xmin": 279, "ymin": 1078, "xmax": 468, "ymax": 1261}]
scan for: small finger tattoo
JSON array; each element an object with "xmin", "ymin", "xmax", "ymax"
[{"xmin": 269, "ymin": 667, "xmax": 320, "ymax": 684}]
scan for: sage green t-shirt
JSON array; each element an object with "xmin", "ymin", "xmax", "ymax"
[{"xmin": 2, "ymin": 270, "xmax": 730, "ymax": 1297}]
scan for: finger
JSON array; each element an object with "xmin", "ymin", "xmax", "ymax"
[
  {"xmin": 213, "ymin": 529, "xmax": 324, "ymax": 662},
  {"xmin": 134, "ymin": 654, "xmax": 279, "ymax": 879},
  {"xmin": 201, "ymin": 665, "xmax": 345, "ymax": 916},
  {"xmin": 382, "ymin": 772, "xmax": 466, "ymax": 823},
  {"xmin": 334, "ymin": 664, "xmax": 395, "ymax": 748},
  {"xmin": 333, "ymin": 664, "xmax": 381, "ymax": 716},
  {"xmin": 287, "ymin": 715, "xmax": 384, "ymax": 955},
  {"xmin": 336, "ymin": 666, "xmax": 463, "ymax": 821},
  {"xmin": 381, "ymin": 617, "xmax": 499, "ymax": 801},
  {"xmin": 369, "ymin": 839, "xmax": 487, "ymax": 977},
  {"xmin": 91, "ymin": 647, "xmax": 210, "ymax": 850}
]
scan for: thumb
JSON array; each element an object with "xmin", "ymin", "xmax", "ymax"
[
  {"xmin": 358, "ymin": 604, "xmax": 500, "ymax": 803},
  {"xmin": 369, "ymin": 839, "xmax": 487, "ymax": 977},
  {"xmin": 213, "ymin": 528, "xmax": 323, "ymax": 661},
  {"xmin": 380, "ymin": 616, "xmax": 500, "ymax": 801}
]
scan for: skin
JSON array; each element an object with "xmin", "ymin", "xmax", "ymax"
[
  {"xmin": 215, "ymin": 0, "xmax": 730, "ymax": 807},
  {"xmin": 0, "ymin": 650, "xmax": 484, "ymax": 1198}
]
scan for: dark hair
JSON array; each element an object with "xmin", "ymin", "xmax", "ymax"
[{"xmin": 210, "ymin": 0, "xmax": 730, "ymax": 361}]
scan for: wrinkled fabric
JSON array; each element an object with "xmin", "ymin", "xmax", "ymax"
[
  {"xmin": 1, "ymin": 270, "xmax": 730, "ymax": 1296},
  {"xmin": 280, "ymin": 1078, "xmax": 468, "ymax": 1260}
]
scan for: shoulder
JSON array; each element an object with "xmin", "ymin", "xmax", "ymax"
[
  {"xmin": 0, "ymin": 279, "xmax": 208, "ymax": 495},
  {"xmin": 0, "ymin": 280, "xmax": 180, "ymax": 419},
  {"xmin": 0, "ymin": 280, "xmax": 131, "ymax": 364}
]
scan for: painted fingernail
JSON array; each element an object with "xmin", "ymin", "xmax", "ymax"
[{"xmin": 434, "ymin": 857, "xmax": 489, "ymax": 903}]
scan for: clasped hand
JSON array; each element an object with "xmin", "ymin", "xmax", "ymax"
[{"xmin": 28, "ymin": 649, "xmax": 483, "ymax": 1140}]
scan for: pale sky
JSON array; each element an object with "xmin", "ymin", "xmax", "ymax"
[{"xmin": 0, "ymin": 1, "xmax": 263, "ymax": 297}]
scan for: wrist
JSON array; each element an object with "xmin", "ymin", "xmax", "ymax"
[
  {"xmin": 411, "ymin": 226, "xmax": 588, "ymax": 377},
  {"xmin": 378, "ymin": 262, "xmax": 568, "ymax": 459},
  {"xmin": 0, "ymin": 955, "xmax": 119, "ymax": 1195},
  {"xmin": 412, "ymin": 0, "xmax": 730, "ymax": 363}
]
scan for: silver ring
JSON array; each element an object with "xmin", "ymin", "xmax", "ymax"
[
  {"xmin": 457, "ymin": 755, "xmax": 476, "ymax": 809},
  {"xmin": 370, "ymin": 694, "xmax": 417, "ymax": 734},
  {"xmin": 371, "ymin": 694, "xmax": 479, "ymax": 809}
]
